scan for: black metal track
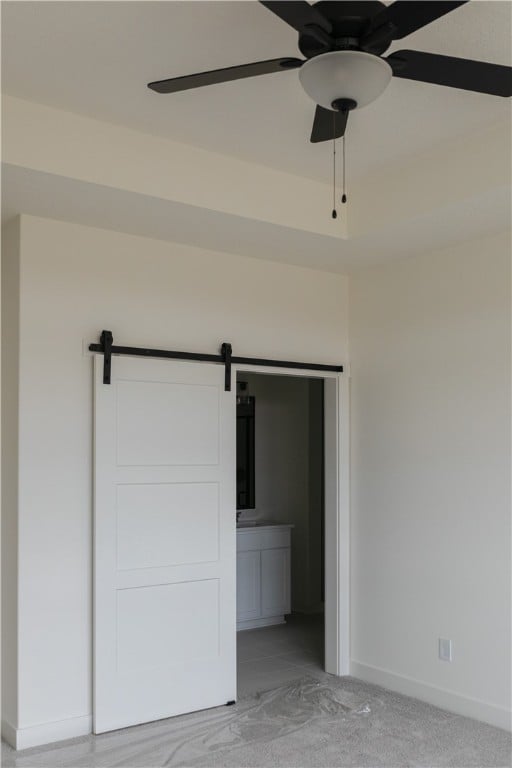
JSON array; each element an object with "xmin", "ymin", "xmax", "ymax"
[
  {"xmin": 89, "ymin": 331, "xmax": 343, "ymax": 389},
  {"xmin": 88, "ymin": 342, "xmax": 221, "ymax": 364},
  {"xmin": 231, "ymin": 355, "xmax": 343, "ymax": 372}
]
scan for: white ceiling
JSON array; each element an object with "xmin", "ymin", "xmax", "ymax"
[{"xmin": 2, "ymin": 0, "xmax": 511, "ymax": 184}]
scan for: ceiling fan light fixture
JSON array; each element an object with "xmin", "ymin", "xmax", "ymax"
[{"xmin": 299, "ymin": 50, "xmax": 392, "ymax": 111}]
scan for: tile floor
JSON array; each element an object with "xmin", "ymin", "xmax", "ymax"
[{"xmin": 237, "ymin": 613, "xmax": 324, "ymax": 698}]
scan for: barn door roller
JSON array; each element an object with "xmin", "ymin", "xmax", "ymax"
[{"xmin": 89, "ymin": 330, "xmax": 343, "ymax": 390}]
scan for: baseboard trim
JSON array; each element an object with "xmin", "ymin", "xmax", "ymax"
[
  {"xmin": 237, "ymin": 616, "xmax": 285, "ymax": 631},
  {"xmin": 350, "ymin": 660, "xmax": 511, "ymax": 732},
  {"xmin": 1, "ymin": 719, "xmax": 17, "ymax": 748},
  {"xmin": 2, "ymin": 714, "xmax": 92, "ymax": 750}
]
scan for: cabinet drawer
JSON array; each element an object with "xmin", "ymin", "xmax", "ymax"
[
  {"xmin": 236, "ymin": 531, "xmax": 264, "ymax": 552},
  {"xmin": 260, "ymin": 528, "xmax": 290, "ymax": 550},
  {"xmin": 237, "ymin": 527, "xmax": 291, "ymax": 552}
]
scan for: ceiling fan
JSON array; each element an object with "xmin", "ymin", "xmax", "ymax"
[{"xmin": 147, "ymin": 1, "xmax": 512, "ymax": 143}]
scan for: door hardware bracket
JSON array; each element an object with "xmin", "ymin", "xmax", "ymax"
[
  {"xmin": 100, "ymin": 329, "xmax": 113, "ymax": 385},
  {"xmin": 221, "ymin": 342, "xmax": 232, "ymax": 392}
]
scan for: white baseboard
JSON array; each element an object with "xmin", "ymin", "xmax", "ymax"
[
  {"xmin": 2, "ymin": 714, "xmax": 92, "ymax": 750},
  {"xmin": 237, "ymin": 616, "xmax": 285, "ymax": 631},
  {"xmin": 350, "ymin": 660, "xmax": 511, "ymax": 732},
  {"xmin": 1, "ymin": 719, "xmax": 17, "ymax": 748}
]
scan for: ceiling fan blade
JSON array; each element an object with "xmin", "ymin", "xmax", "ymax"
[
  {"xmin": 148, "ymin": 57, "xmax": 303, "ymax": 94},
  {"xmin": 388, "ymin": 50, "xmax": 512, "ymax": 97},
  {"xmin": 310, "ymin": 106, "xmax": 348, "ymax": 144},
  {"xmin": 259, "ymin": 1, "xmax": 332, "ymax": 35},
  {"xmin": 376, "ymin": 1, "xmax": 468, "ymax": 40}
]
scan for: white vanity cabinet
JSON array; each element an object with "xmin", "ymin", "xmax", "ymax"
[{"xmin": 236, "ymin": 524, "xmax": 292, "ymax": 630}]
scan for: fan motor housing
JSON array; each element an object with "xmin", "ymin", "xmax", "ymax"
[{"xmin": 298, "ymin": 0, "xmax": 393, "ymax": 58}]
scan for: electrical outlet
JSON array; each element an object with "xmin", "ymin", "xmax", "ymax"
[{"xmin": 438, "ymin": 637, "xmax": 453, "ymax": 662}]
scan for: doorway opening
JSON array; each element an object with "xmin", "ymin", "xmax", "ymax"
[{"xmin": 235, "ymin": 371, "xmax": 326, "ymax": 697}]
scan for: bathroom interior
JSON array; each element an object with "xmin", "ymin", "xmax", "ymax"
[{"xmin": 236, "ymin": 371, "xmax": 325, "ymax": 697}]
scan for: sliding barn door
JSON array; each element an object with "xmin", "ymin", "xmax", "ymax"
[{"xmin": 93, "ymin": 355, "xmax": 236, "ymax": 733}]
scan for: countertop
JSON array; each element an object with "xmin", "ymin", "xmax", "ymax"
[{"xmin": 236, "ymin": 521, "xmax": 294, "ymax": 531}]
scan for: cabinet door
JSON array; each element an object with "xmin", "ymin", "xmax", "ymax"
[
  {"xmin": 236, "ymin": 550, "xmax": 261, "ymax": 622},
  {"xmin": 261, "ymin": 548, "xmax": 290, "ymax": 618}
]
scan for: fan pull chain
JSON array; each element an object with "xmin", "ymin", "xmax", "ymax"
[
  {"xmin": 341, "ymin": 134, "xmax": 347, "ymax": 204},
  {"xmin": 332, "ymin": 113, "xmax": 337, "ymax": 219}
]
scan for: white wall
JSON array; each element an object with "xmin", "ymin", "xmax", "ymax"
[
  {"xmin": 237, "ymin": 373, "xmax": 323, "ymax": 612},
  {"xmin": 4, "ymin": 211, "xmax": 509, "ymax": 742},
  {"xmin": 6, "ymin": 214, "xmax": 348, "ymax": 745},
  {"xmin": 350, "ymin": 230, "xmax": 511, "ymax": 729},
  {"xmin": 1, "ymin": 217, "xmax": 20, "ymax": 732}
]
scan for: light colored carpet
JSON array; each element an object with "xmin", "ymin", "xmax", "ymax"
[{"xmin": 2, "ymin": 675, "xmax": 510, "ymax": 768}]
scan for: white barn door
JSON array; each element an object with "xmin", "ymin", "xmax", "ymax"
[{"xmin": 93, "ymin": 354, "xmax": 236, "ymax": 733}]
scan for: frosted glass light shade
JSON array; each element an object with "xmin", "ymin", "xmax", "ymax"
[{"xmin": 299, "ymin": 50, "xmax": 392, "ymax": 110}]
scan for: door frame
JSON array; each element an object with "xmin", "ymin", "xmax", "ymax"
[{"xmin": 232, "ymin": 364, "xmax": 350, "ymax": 676}]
